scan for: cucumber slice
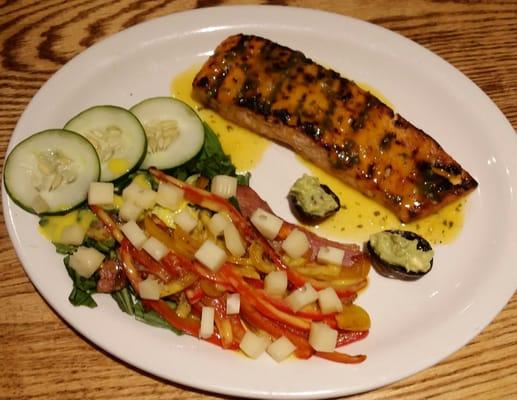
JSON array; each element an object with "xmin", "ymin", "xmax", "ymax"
[
  {"xmin": 3, "ymin": 129, "xmax": 100, "ymax": 215},
  {"xmin": 65, "ymin": 105, "xmax": 147, "ymax": 182},
  {"xmin": 130, "ymin": 97, "xmax": 205, "ymax": 170}
]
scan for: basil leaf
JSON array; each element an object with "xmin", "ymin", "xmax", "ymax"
[{"xmin": 68, "ymin": 287, "xmax": 97, "ymax": 308}]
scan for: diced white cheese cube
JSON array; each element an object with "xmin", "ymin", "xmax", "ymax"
[
  {"xmin": 194, "ymin": 240, "xmax": 227, "ymax": 272},
  {"xmin": 317, "ymin": 246, "xmax": 345, "ymax": 265},
  {"xmin": 88, "ymin": 182, "xmax": 114, "ymax": 206},
  {"xmin": 281, "ymin": 229, "xmax": 310, "ymax": 258},
  {"xmin": 119, "ymin": 200, "xmax": 144, "ymax": 221},
  {"xmin": 285, "ymin": 283, "xmax": 318, "ymax": 312},
  {"xmin": 207, "ymin": 212, "xmax": 231, "ymax": 237},
  {"xmin": 174, "ymin": 208, "xmax": 198, "ymax": 233},
  {"xmin": 264, "ymin": 271, "xmax": 288, "ymax": 297},
  {"xmin": 267, "ymin": 336, "xmax": 296, "ymax": 362},
  {"xmin": 226, "ymin": 293, "xmax": 241, "ymax": 315},
  {"xmin": 211, "ymin": 175, "xmax": 237, "ymax": 199},
  {"xmin": 239, "ymin": 331, "xmax": 270, "ymax": 359},
  {"xmin": 59, "ymin": 224, "xmax": 86, "ymax": 245},
  {"xmin": 69, "ymin": 246, "xmax": 105, "ymax": 278},
  {"xmin": 309, "ymin": 322, "xmax": 338, "ymax": 352},
  {"xmin": 121, "ymin": 220, "xmax": 147, "ymax": 249},
  {"xmin": 139, "ymin": 276, "xmax": 162, "ymax": 300},
  {"xmin": 200, "ymin": 306, "xmax": 215, "ymax": 339},
  {"xmin": 250, "ymin": 208, "xmax": 283, "ymax": 240},
  {"xmin": 142, "ymin": 236, "xmax": 169, "ymax": 261},
  {"xmin": 223, "ymin": 223, "xmax": 246, "ymax": 257},
  {"xmin": 155, "ymin": 182, "xmax": 184, "ymax": 211},
  {"xmin": 317, "ymin": 287, "xmax": 343, "ymax": 314},
  {"xmin": 134, "ymin": 188, "xmax": 157, "ymax": 210}
]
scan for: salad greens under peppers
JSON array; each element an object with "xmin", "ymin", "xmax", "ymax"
[{"xmin": 46, "ymin": 122, "xmax": 246, "ymax": 332}]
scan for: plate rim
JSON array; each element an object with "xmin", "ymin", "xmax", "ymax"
[{"xmin": 3, "ymin": 5, "xmax": 517, "ymax": 399}]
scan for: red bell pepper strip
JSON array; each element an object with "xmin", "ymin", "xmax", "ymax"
[
  {"xmin": 118, "ymin": 239, "xmax": 142, "ymax": 293},
  {"xmin": 315, "ymin": 351, "xmax": 366, "ymax": 364},
  {"xmin": 220, "ymin": 265, "xmax": 311, "ymax": 331},
  {"xmin": 143, "ymin": 299, "xmax": 222, "ymax": 347},
  {"xmin": 240, "ymin": 300, "xmax": 313, "ymax": 359},
  {"xmin": 128, "ymin": 245, "xmax": 174, "ymax": 282},
  {"xmin": 336, "ymin": 330, "xmax": 369, "ymax": 347},
  {"xmin": 90, "ymin": 205, "xmax": 124, "ymax": 243}
]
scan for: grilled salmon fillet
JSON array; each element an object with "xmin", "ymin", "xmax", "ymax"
[{"xmin": 192, "ymin": 34, "xmax": 478, "ymax": 222}]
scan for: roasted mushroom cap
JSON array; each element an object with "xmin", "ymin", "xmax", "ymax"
[
  {"xmin": 288, "ymin": 184, "xmax": 341, "ymax": 225},
  {"xmin": 366, "ymin": 230, "xmax": 434, "ymax": 281}
]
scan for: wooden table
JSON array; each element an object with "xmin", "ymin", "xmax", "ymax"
[{"xmin": 1, "ymin": 1, "xmax": 516, "ymax": 399}]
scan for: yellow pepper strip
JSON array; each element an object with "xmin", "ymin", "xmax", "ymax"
[{"xmin": 160, "ymin": 272, "xmax": 198, "ymax": 297}]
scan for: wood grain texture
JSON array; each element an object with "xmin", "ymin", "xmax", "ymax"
[{"xmin": 1, "ymin": 1, "xmax": 515, "ymax": 399}]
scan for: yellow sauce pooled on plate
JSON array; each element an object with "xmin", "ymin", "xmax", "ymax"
[
  {"xmin": 171, "ymin": 65, "xmax": 270, "ymax": 172},
  {"xmin": 171, "ymin": 65, "xmax": 466, "ymax": 245}
]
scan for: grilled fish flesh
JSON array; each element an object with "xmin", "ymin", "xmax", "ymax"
[{"xmin": 192, "ymin": 34, "xmax": 478, "ymax": 222}]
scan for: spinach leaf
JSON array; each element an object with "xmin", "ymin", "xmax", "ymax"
[
  {"xmin": 53, "ymin": 242, "xmax": 78, "ymax": 255},
  {"xmin": 111, "ymin": 287, "xmax": 135, "ymax": 315},
  {"xmin": 170, "ymin": 122, "xmax": 236, "ymax": 180},
  {"xmin": 64, "ymin": 255, "xmax": 98, "ymax": 307},
  {"xmin": 134, "ymin": 301, "xmax": 183, "ymax": 335},
  {"xmin": 84, "ymin": 236, "xmax": 116, "ymax": 254}
]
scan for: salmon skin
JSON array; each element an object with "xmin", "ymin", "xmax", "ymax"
[{"xmin": 192, "ymin": 34, "xmax": 478, "ymax": 222}]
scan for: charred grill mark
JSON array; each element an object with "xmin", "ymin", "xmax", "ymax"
[
  {"xmin": 192, "ymin": 34, "xmax": 479, "ymax": 222},
  {"xmin": 380, "ymin": 131, "xmax": 396, "ymax": 151}
]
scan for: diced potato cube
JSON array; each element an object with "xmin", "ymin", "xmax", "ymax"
[
  {"xmin": 194, "ymin": 240, "xmax": 227, "ymax": 272},
  {"xmin": 239, "ymin": 331, "xmax": 270, "ymax": 359},
  {"xmin": 121, "ymin": 220, "xmax": 147, "ymax": 249},
  {"xmin": 88, "ymin": 182, "xmax": 114, "ymax": 206},
  {"xmin": 285, "ymin": 283, "xmax": 318, "ymax": 312},
  {"xmin": 267, "ymin": 336, "xmax": 296, "ymax": 362},
  {"xmin": 139, "ymin": 276, "xmax": 162, "ymax": 300},
  {"xmin": 318, "ymin": 287, "xmax": 343, "ymax": 314},
  {"xmin": 122, "ymin": 181, "xmax": 142, "ymax": 201},
  {"xmin": 226, "ymin": 293, "xmax": 240, "ymax": 315},
  {"xmin": 211, "ymin": 175, "xmax": 237, "ymax": 199},
  {"xmin": 200, "ymin": 306, "xmax": 215, "ymax": 338},
  {"xmin": 309, "ymin": 322, "xmax": 338, "ymax": 352},
  {"xmin": 223, "ymin": 223, "xmax": 246, "ymax": 257},
  {"xmin": 264, "ymin": 271, "xmax": 288, "ymax": 297},
  {"xmin": 142, "ymin": 236, "xmax": 169, "ymax": 261},
  {"xmin": 69, "ymin": 246, "xmax": 105, "ymax": 278},
  {"xmin": 59, "ymin": 224, "xmax": 86, "ymax": 245},
  {"xmin": 119, "ymin": 200, "xmax": 144, "ymax": 221},
  {"xmin": 317, "ymin": 246, "xmax": 344, "ymax": 265},
  {"xmin": 207, "ymin": 212, "xmax": 230, "ymax": 237},
  {"xmin": 155, "ymin": 182, "xmax": 184, "ymax": 210},
  {"xmin": 250, "ymin": 208, "xmax": 283, "ymax": 240},
  {"xmin": 281, "ymin": 229, "xmax": 309, "ymax": 258},
  {"xmin": 174, "ymin": 208, "xmax": 198, "ymax": 233}
]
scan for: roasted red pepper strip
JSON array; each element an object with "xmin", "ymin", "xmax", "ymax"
[
  {"xmin": 143, "ymin": 299, "xmax": 222, "ymax": 347},
  {"xmin": 220, "ymin": 264, "xmax": 311, "ymax": 331},
  {"xmin": 315, "ymin": 351, "xmax": 366, "ymax": 364},
  {"xmin": 118, "ymin": 239, "xmax": 142, "ymax": 293},
  {"xmin": 129, "ymin": 245, "xmax": 174, "ymax": 282},
  {"xmin": 240, "ymin": 300, "xmax": 313, "ymax": 359},
  {"xmin": 90, "ymin": 205, "xmax": 124, "ymax": 243},
  {"xmin": 336, "ymin": 330, "xmax": 369, "ymax": 347}
]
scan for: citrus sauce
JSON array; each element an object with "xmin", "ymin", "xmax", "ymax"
[
  {"xmin": 171, "ymin": 65, "xmax": 270, "ymax": 172},
  {"xmin": 171, "ymin": 65, "xmax": 466, "ymax": 245}
]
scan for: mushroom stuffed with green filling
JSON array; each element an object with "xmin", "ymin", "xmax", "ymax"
[
  {"xmin": 366, "ymin": 230, "xmax": 434, "ymax": 280},
  {"xmin": 288, "ymin": 174, "xmax": 340, "ymax": 225}
]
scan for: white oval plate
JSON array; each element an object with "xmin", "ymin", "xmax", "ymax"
[{"xmin": 3, "ymin": 6, "xmax": 517, "ymax": 399}]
